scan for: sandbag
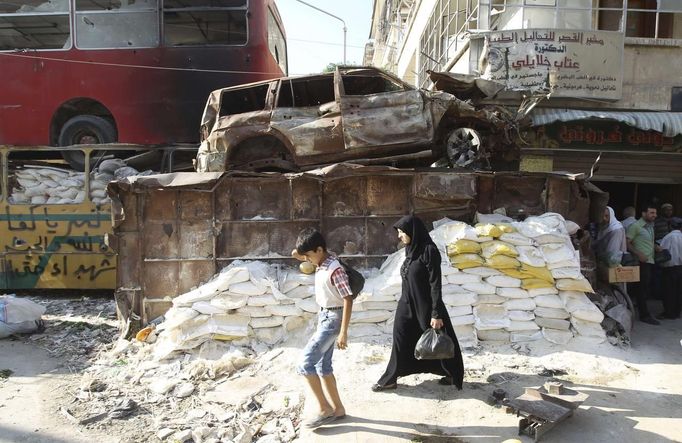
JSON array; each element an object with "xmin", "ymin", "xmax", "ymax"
[
  {"xmin": 570, "ymin": 318, "xmax": 606, "ymax": 340},
  {"xmin": 527, "ymin": 287, "xmax": 559, "ymax": 297},
  {"xmin": 541, "ymin": 243, "xmax": 576, "ymax": 264},
  {"xmin": 447, "ymin": 239, "xmax": 481, "ymax": 255},
  {"xmin": 520, "ymin": 264, "xmax": 555, "ymax": 283},
  {"xmin": 446, "ymin": 273, "xmax": 482, "ymax": 285},
  {"xmin": 475, "ymin": 223, "xmax": 503, "ymax": 238},
  {"xmin": 521, "ymin": 278, "xmax": 555, "ymax": 290},
  {"xmin": 463, "ymin": 281, "xmax": 497, "ymax": 295},
  {"xmin": 507, "ymin": 320, "xmax": 539, "ymax": 331},
  {"xmin": 473, "ymin": 305, "xmax": 510, "ymax": 330},
  {"xmin": 0, "ymin": 296, "xmax": 45, "ymax": 338},
  {"xmin": 481, "ymin": 241, "xmax": 518, "ymax": 258},
  {"xmin": 560, "ymin": 291, "xmax": 604, "ymax": 323},
  {"xmin": 462, "ymin": 267, "xmax": 501, "ymax": 277},
  {"xmin": 485, "ymin": 255, "xmax": 521, "ymax": 270},
  {"xmin": 486, "ymin": 275, "xmax": 521, "ymax": 288},
  {"xmin": 442, "ymin": 284, "xmax": 467, "ymax": 295},
  {"xmin": 535, "ymin": 306, "xmax": 570, "ymax": 319},
  {"xmin": 446, "ymin": 305, "xmax": 473, "ymax": 318},
  {"xmin": 504, "ymin": 298, "xmax": 536, "ymax": 311},
  {"xmin": 508, "ymin": 310, "xmax": 535, "ymax": 321},
  {"xmin": 542, "ymin": 327, "xmax": 573, "ymax": 345},
  {"xmin": 556, "ymin": 277, "xmax": 594, "ymax": 293},
  {"xmin": 496, "ymin": 287, "xmax": 530, "ymax": 299},
  {"xmin": 535, "ymin": 317, "xmax": 571, "ymax": 330},
  {"xmin": 474, "ymin": 294, "xmax": 507, "ymax": 305},
  {"xmin": 477, "ymin": 329, "xmax": 510, "ymax": 341},
  {"xmin": 511, "ymin": 330, "xmax": 543, "ymax": 342},
  {"xmin": 534, "ymin": 294, "xmax": 564, "ymax": 309},
  {"xmin": 451, "ymin": 314, "xmax": 475, "ymax": 326},
  {"xmin": 550, "ymin": 267, "xmax": 584, "ymax": 280},
  {"xmin": 499, "ymin": 232, "xmax": 534, "ymax": 246},
  {"xmin": 449, "ymin": 253, "xmax": 484, "ymax": 269},
  {"xmin": 442, "ymin": 291, "xmax": 478, "ymax": 307}
]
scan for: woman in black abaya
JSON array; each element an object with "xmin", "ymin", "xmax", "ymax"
[{"xmin": 372, "ymin": 215, "xmax": 464, "ymax": 391}]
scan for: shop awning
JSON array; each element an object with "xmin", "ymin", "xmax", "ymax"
[{"xmin": 531, "ymin": 108, "xmax": 682, "ymax": 137}]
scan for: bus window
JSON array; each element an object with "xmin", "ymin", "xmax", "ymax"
[
  {"xmin": 75, "ymin": 0, "xmax": 159, "ymax": 49},
  {"xmin": 164, "ymin": 0, "xmax": 248, "ymax": 46},
  {"xmin": 0, "ymin": 0, "xmax": 71, "ymax": 50},
  {"xmin": 7, "ymin": 152, "xmax": 86, "ymax": 205},
  {"xmin": 268, "ymin": 7, "xmax": 287, "ymax": 74},
  {"xmin": 219, "ymin": 84, "xmax": 270, "ymax": 116}
]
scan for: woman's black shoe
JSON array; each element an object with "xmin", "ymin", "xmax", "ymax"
[
  {"xmin": 438, "ymin": 376, "xmax": 454, "ymax": 386},
  {"xmin": 371, "ymin": 383, "xmax": 397, "ymax": 392}
]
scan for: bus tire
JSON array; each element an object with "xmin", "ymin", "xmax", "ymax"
[{"xmin": 58, "ymin": 115, "xmax": 117, "ymax": 171}]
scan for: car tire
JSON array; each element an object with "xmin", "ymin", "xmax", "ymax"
[
  {"xmin": 444, "ymin": 127, "xmax": 482, "ymax": 168},
  {"xmin": 58, "ymin": 115, "xmax": 117, "ymax": 171}
]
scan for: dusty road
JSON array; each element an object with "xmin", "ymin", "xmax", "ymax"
[{"xmin": 1, "ymin": 296, "xmax": 681, "ymax": 443}]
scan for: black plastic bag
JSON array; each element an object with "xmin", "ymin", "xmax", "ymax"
[{"xmin": 414, "ymin": 328, "xmax": 455, "ymax": 360}]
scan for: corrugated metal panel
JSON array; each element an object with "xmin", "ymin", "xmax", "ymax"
[
  {"xmin": 547, "ymin": 151, "xmax": 682, "ymax": 184},
  {"xmin": 531, "ymin": 108, "xmax": 682, "ymax": 137}
]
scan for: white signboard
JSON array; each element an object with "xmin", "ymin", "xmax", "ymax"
[{"xmin": 475, "ymin": 29, "xmax": 624, "ymax": 100}]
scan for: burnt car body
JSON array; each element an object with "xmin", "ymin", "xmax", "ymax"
[{"xmin": 196, "ymin": 67, "xmax": 514, "ymax": 172}]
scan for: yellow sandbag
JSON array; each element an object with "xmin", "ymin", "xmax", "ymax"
[
  {"xmin": 449, "ymin": 253, "xmax": 484, "ymax": 269},
  {"xmin": 499, "ymin": 268, "xmax": 528, "ymax": 279},
  {"xmin": 520, "ymin": 264, "xmax": 555, "ymax": 283},
  {"xmin": 556, "ymin": 277, "xmax": 594, "ymax": 293},
  {"xmin": 485, "ymin": 255, "xmax": 521, "ymax": 270},
  {"xmin": 475, "ymin": 223, "xmax": 503, "ymax": 238},
  {"xmin": 481, "ymin": 240, "xmax": 518, "ymax": 259},
  {"xmin": 497, "ymin": 223, "xmax": 515, "ymax": 234},
  {"xmin": 521, "ymin": 278, "xmax": 555, "ymax": 289},
  {"xmin": 446, "ymin": 239, "xmax": 482, "ymax": 256}
]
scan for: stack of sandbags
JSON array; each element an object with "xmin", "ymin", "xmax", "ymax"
[
  {"xmin": 8, "ymin": 159, "xmax": 149, "ymax": 206},
  {"xmin": 10, "ymin": 165, "xmax": 86, "ymax": 204},
  {"xmin": 560, "ymin": 290, "xmax": 606, "ymax": 343}
]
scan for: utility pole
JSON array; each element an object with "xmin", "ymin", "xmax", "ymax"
[{"xmin": 294, "ymin": 0, "xmax": 347, "ymax": 64}]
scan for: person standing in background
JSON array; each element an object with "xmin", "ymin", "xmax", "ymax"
[
  {"xmin": 626, "ymin": 204, "xmax": 661, "ymax": 325},
  {"xmin": 622, "ymin": 206, "xmax": 637, "ymax": 231},
  {"xmin": 658, "ymin": 221, "xmax": 682, "ymax": 320}
]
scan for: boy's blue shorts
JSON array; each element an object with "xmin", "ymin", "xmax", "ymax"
[{"xmin": 297, "ymin": 308, "xmax": 342, "ymax": 376}]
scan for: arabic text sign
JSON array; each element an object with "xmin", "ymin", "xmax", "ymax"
[{"xmin": 481, "ymin": 29, "xmax": 624, "ymax": 100}]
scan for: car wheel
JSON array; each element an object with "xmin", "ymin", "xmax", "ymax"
[
  {"xmin": 58, "ymin": 115, "xmax": 117, "ymax": 171},
  {"xmin": 445, "ymin": 128, "xmax": 482, "ymax": 168}
]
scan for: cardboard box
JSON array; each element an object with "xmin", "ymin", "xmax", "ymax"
[{"xmin": 608, "ymin": 266, "xmax": 640, "ymax": 283}]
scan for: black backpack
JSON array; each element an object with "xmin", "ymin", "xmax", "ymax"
[{"xmin": 338, "ymin": 259, "xmax": 365, "ymax": 299}]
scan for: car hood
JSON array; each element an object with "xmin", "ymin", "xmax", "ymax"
[{"xmin": 428, "ymin": 71, "xmax": 507, "ymax": 101}]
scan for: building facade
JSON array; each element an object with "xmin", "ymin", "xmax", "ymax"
[{"xmin": 366, "ymin": 1, "xmax": 682, "ymax": 214}]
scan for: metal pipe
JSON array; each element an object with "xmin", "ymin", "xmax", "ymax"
[{"xmin": 294, "ymin": 0, "xmax": 347, "ymax": 64}]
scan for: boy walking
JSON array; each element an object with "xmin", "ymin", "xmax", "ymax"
[{"xmin": 291, "ymin": 228, "xmax": 353, "ymax": 428}]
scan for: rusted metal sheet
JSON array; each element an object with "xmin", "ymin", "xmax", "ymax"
[{"xmin": 109, "ymin": 165, "xmax": 591, "ymax": 324}]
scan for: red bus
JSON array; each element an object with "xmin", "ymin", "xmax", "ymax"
[{"xmin": 0, "ymin": 0, "xmax": 287, "ymax": 169}]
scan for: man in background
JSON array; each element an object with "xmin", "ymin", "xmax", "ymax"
[
  {"xmin": 622, "ymin": 206, "xmax": 637, "ymax": 231},
  {"xmin": 659, "ymin": 221, "xmax": 682, "ymax": 320},
  {"xmin": 626, "ymin": 204, "xmax": 661, "ymax": 325},
  {"xmin": 654, "ymin": 203, "xmax": 676, "ymax": 242}
]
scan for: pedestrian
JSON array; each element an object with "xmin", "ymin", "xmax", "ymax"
[
  {"xmin": 595, "ymin": 206, "xmax": 627, "ymax": 267},
  {"xmin": 291, "ymin": 228, "xmax": 353, "ymax": 428},
  {"xmin": 626, "ymin": 204, "xmax": 661, "ymax": 325},
  {"xmin": 658, "ymin": 221, "xmax": 682, "ymax": 319},
  {"xmin": 372, "ymin": 215, "xmax": 464, "ymax": 392},
  {"xmin": 622, "ymin": 206, "xmax": 637, "ymax": 231},
  {"xmin": 654, "ymin": 203, "xmax": 678, "ymax": 242}
]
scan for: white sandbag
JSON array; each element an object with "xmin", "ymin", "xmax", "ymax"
[
  {"xmin": 361, "ymin": 301, "xmax": 397, "ymax": 311},
  {"xmin": 90, "ymin": 189, "xmax": 107, "ymax": 198},
  {"xmin": 570, "ymin": 318, "xmax": 606, "ymax": 339},
  {"xmin": 556, "ymin": 277, "xmax": 594, "ymax": 293},
  {"xmin": 463, "ymin": 282, "xmax": 497, "ymax": 295},
  {"xmin": 210, "ymin": 295, "xmax": 248, "ymax": 310},
  {"xmin": 511, "ymin": 330, "xmax": 543, "ymax": 342},
  {"xmin": 250, "ymin": 316, "xmax": 284, "ymax": 329},
  {"xmin": 228, "ymin": 281, "xmax": 267, "ymax": 296},
  {"xmin": 535, "ymin": 317, "xmax": 571, "ymax": 330},
  {"xmin": 31, "ymin": 196, "xmax": 47, "ymax": 204},
  {"xmin": 504, "ymin": 298, "xmax": 536, "ymax": 311},
  {"xmin": 295, "ymin": 298, "xmax": 319, "ymax": 313},
  {"xmin": 550, "ymin": 267, "xmax": 584, "ymax": 280},
  {"xmin": 280, "ymin": 280, "xmax": 301, "ymax": 293},
  {"xmin": 432, "ymin": 221, "xmax": 480, "ymax": 245},
  {"xmin": 191, "ymin": 301, "xmax": 227, "ymax": 315},
  {"xmin": 516, "ymin": 246, "xmax": 546, "ymax": 268},
  {"xmin": 447, "ymin": 273, "xmax": 482, "ymax": 285},
  {"xmin": 446, "ymin": 305, "xmax": 473, "ymax": 318},
  {"xmin": 486, "ymin": 275, "xmax": 522, "ymax": 288},
  {"xmin": 46, "ymin": 196, "xmax": 61, "ymax": 204},
  {"xmin": 254, "ymin": 326, "xmax": 285, "ymax": 345},
  {"xmin": 442, "ymin": 284, "xmax": 466, "ymax": 295},
  {"xmin": 351, "ymin": 310, "xmax": 392, "ymax": 323},
  {"xmin": 475, "ymin": 212, "xmax": 513, "ymax": 224},
  {"xmin": 542, "ymin": 327, "xmax": 573, "ymax": 345},
  {"xmin": 474, "ymin": 294, "xmax": 507, "ymax": 305},
  {"xmin": 473, "ymin": 305, "xmax": 510, "ymax": 330},
  {"xmin": 282, "ymin": 271, "xmax": 316, "ymax": 286},
  {"xmin": 442, "ymin": 291, "xmax": 478, "ymax": 307},
  {"xmin": 246, "ymin": 294, "xmax": 279, "ymax": 307},
  {"xmin": 451, "ymin": 314, "xmax": 475, "ymax": 326},
  {"xmin": 377, "ymin": 283, "xmax": 402, "ymax": 297},
  {"xmin": 462, "ymin": 267, "xmax": 501, "ymax": 277},
  {"xmin": 507, "ymin": 320, "xmax": 539, "ymax": 331},
  {"xmin": 508, "ymin": 310, "xmax": 535, "ymax": 321},
  {"xmin": 541, "ymin": 243, "xmax": 576, "ymax": 264},
  {"xmin": 235, "ymin": 306, "xmax": 270, "ymax": 318},
  {"xmin": 24, "ymin": 184, "xmax": 47, "ymax": 197},
  {"xmin": 477, "ymin": 329, "xmax": 510, "ymax": 342},
  {"xmin": 496, "ymin": 287, "xmax": 530, "ymax": 299},
  {"xmin": 453, "ymin": 324, "xmax": 478, "ymax": 347},
  {"xmin": 285, "ymin": 285, "xmax": 315, "ymax": 299},
  {"xmin": 534, "ymin": 294, "xmax": 564, "ymax": 309},
  {"xmin": 74, "ymin": 190, "xmax": 86, "ymax": 202},
  {"xmin": 499, "ymin": 232, "xmax": 534, "ymax": 246},
  {"xmin": 99, "ymin": 158, "xmax": 127, "ymax": 174},
  {"xmin": 560, "ymin": 291, "xmax": 604, "ymax": 323},
  {"xmin": 527, "ymin": 287, "xmax": 559, "ymax": 297},
  {"xmin": 157, "ymin": 307, "xmax": 199, "ymax": 331},
  {"xmin": 535, "ymin": 306, "xmax": 570, "ymax": 319},
  {"xmin": 349, "ymin": 324, "xmax": 384, "ymax": 338},
  {"xmin": 0, "ymin": 296, "xmax": 46, "ymax": 324}
]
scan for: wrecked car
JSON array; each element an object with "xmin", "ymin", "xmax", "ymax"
[{"xmin": 196, "ymin": 67, "xmax": 516, "ymax": 172}]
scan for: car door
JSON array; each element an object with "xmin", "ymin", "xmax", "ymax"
[
  {"xmin": 270, "ymin": 75, "xmax": 344, "ymax": 158},
  {"xmin": 336, "ymin": 68, "xmax": 434, "ymax": 151}
]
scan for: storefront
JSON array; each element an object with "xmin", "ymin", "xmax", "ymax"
[{"xmin": 520, "ymin": 109, "xmax": 682, "ymax": 216}]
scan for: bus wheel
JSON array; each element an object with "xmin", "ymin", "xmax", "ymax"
[{"xmin": 58, "ymin": 115, "xmax": 117, "ymax": 171}]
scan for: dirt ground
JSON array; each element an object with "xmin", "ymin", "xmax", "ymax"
[{"xmin": 1, "ymin": 296, "xmax": 681, "ymax": 443}]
